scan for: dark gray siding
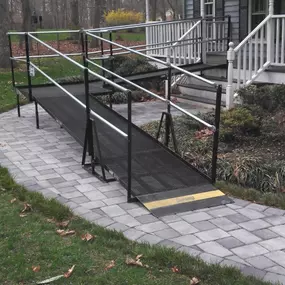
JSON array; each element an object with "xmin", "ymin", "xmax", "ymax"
[
  {"xmin": 184, "ymin": 0, "xmax": 240, "ymax": 43},
  {"xmin": 225, "ymin": 0, "xmax": 240, "ymax": 44},
  {"xmin": 185, "ymin": 0, "xmax": 194, "ymax": 19}
]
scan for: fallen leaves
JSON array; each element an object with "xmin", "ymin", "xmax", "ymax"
[
  {"xmin": 56, "ymin": 220, "xmax": 70, "ymax": 228},
  {"xmin": 171, "ymin": 266, "xmax": 180, "ymax": 273},
  {"xmin": 81, "ymin": 232, "xmax": 95, "ymax": 242},
  {"xmin": 36, "ymin": 265, "xmax": 75, "ymax": 284},
  {"xmin": 19, "ymin": 214, "xmax": 27, "ymax": 218},
  {"xmin": 22, "ymin": 203, "xmax": 32, "ymax": 213},
  {"xmin": 105, "ymin": 260, "xmax": 115, "ymax": 271},
  {"xmin": 56, "ymin": 229, "xmax": 76, "ymax": 237},
  {"xmin": 64, "ymin": 265, "xmax": 75, "ymax": 278},
  {"xmin": 125, "ymin": 254, "xmax": 149, "ymax": 268},
  {"xmin": 10, "ymin": 198, "xmax": 17, "ymax": 204},
  {"xmin": 32, "ymin": 265, "xmax": 41, "ymax": 272},
  {"xmin": 190, "ymin": 277, "xmax": 200, "ymax": 285},
  {"xmin": 195, "ymin": 128, "xmax": 214, "ymax": 140}
]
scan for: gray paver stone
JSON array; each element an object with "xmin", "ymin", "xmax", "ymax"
[
  {"xmin": 264, "ymin": 207, "xmax": 285, "ymax": 216},
  {"xmin": 136, "ymin": 214, "xmax": 159, "ymax": 224},
  {"xmin": 197, "ymin": 241, "xmax": 232, "ymax": 257},
  {"xmin": 220, "ymin": 259, "xmax": 246, "ymax": 270},
  {"xmin": 169, "ymin": 221, "xmax": 199, "ymax": 235},
  {"xmin": 114, "ymin": 214, "xmax": 140, "ymax": 227},
  {"xmin": 128, "ymin": 207, "xmax": 149, "ymax": 217},
  {"xmin": 80, "ymin": 201, "xmax": 106, "ymax": 210},
  {"xmin": 271, "ymin": 225, "xmax": 285, "ymax": 237},
  {"xmin": 182, "ymin": 212, "xmax": 212, "ymax": 223},
  {"xmin": 178, "ymin": 246, "xmax": 202, "ymax": 257},
  {"xmin": 101, "ymin": 205, "xmax": 126, "ymax": 218},
  {"xmin": 107, "ymin": 222, "xmax": 129, "ymax": 232},
  {"xmin": 155, "ymin": 228, "xmax": 181, "ymax": 239},
  {"xmin": 226, "ymin": 213, "xmax": 250, "ymax": 224},
  {"xmin": 95, "ymin": 217, "xmax": 114, "ymax": 227},
  {"xmin": 136, "ymin": 221, "xmax": 168, "ymax": 233},
  {"xmin": 171, "ymin": 234, "xmax": 202, "ymax": 247},
  {"xmin": 229, "ymin": 229, "xmax": 261, "ymax": 244},
  {"xmin": 241, "ymin": 266, "xmax": 266, "ymax": 279},
  {"xmin": 81, "ymin": 211, "xmax": 102, "ymax": 222},
  {"xmin": 200, "ymin": 253, "xmax": 223, "ymax": 264},
  {"xmin": 237, "ymin": 208, "xmax": 265, "ymax": 219},
  {"xmin": 265, "ymin": 251, "xmax": 285, "ymax": 267},
  {"xmin": 209, "ymin": 217, "xmax": 239, "ymax": 231},
  {"xmin": 207, "ymin": 207, "xmax": 236, "ymax": 218},
  {"xmin": 265, "ymin": 215, "xmax": 285, "ymax": 226},
  {"xmin": 245, "ymin": 203, "xmax": 268, "ymax": 212},
  {"xmin": 264, "ymin": 273, "xmax": 285, "ymax": 284},
  {"xmin": 158, "ymin": 240, "xmax": 182, "ymax": 249},
  {"xmin": 232, "ymin": 244, "xmax": 268, "ymax": 259},
  {"xmin": 61, "ymin": 191, "xmax": 83, "ymax": 199},
  {"xmin": 248, "ymin": 255, "xmax": 277, "ymax": 270},
  {"xmin": 161, "ymin": 214, "xmax": 182, "ymax": 223},
  {"xmin": 84, "ymin": 191, "xmax": 107, "ymax": 201},
  {"xmin": 259, "ymin": 237, "xmax": 285, "ymax": 251},
  {"xmin": 239, "ymin": 219, "xmax": 271, "ymax": 231},
  {"xmin": 73, "ymin": 206, "xmax": 91, "ymax": 216},
  {"xmin": 266, "ymin": 266, "xmax": 285, "ymax": 276},
  {"xmin": 216, "ymin": 237, "xmax": 244, "ymax": 249},
  {"xmin": 195, "ymin": 228, "xmax": 229, "ymax": 242},
  {"xmin": 253, "ymin": 229, "xmax": 278, "ymax": 240},
  {"xmin": 191, "ymin": 221, "xmax": 216, "ymax": 231},
  {"xmin": 123, "ymin": 228, "xmax": 145, "ymax": 241},
  {"xmin": 138, "ymin": 234, "xmax": 163, "ymax": 245}
]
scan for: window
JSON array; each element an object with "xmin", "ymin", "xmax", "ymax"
[
  {"xmin": 249, "ymin": 0, "xmax": 268, "ymax": 31},
  {"xmin": 205, "ymin": 0, "xmax": 215, "ymax": 18}
]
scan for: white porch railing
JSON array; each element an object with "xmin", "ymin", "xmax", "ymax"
[
  {"xmin": 227, "ymin": 14, "xmax": 285, "ymax": 109},
  {"xmin": 146, "ymin": 19, "xmax": 199, "ymax": 58}
]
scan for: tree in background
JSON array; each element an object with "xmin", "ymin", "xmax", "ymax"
[{"xmin": 0, "ymin": 0, "xmax": 10, "ymax": 68}]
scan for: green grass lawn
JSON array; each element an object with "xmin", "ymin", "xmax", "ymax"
[
  {"xmin": 0, "ymin": 166, "xmax": 274, "ymax": 285},
  {"xmin": 0, "ymin": 56, "xmax": 99, "ymax": 113}
]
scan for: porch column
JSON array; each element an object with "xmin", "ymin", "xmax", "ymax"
[
  {"xmin": 200, "ymin": 0, "xmax": 205, "ymax": 18},
  {"xmin": 145, "ymin": 0, "xmax": 150, "ymax": 22},
  {"xmin": 145, "ymin": 0, "xmax": 150, "ymax": 55},
  {"xmin": 267, "ymin": 0, "xmax": 274, "ymax": 62},
  {"xmin": 269, "ymin": 0, "xmax": 274, "ymax": 15}
]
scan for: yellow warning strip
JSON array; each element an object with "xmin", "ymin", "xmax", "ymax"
[{"xmin": 144, "ymin": 190, "xmax": 225, "ymax": 210}]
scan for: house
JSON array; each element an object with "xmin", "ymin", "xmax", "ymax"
[{"xmin": 145, "ymin": 0, "xmax": 285, "ymax": 109}]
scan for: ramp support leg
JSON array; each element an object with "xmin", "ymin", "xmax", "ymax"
[
  {"xmin": 211, "ymin": 85, "xmax": 222, "ymax": 183},
  {"xmin": 16, "ymin": 92, "xmax": 21, "ymax": 118},
  {"xmin": 35, "ymin": 101, "xmax": 39, "ymax": 129},
  {"xmin": 24, "ymin": 33, "xmax": 33, "ymax": 103},
  {"xmin": 127, "ymin": 90, "xmax": 133, "ymax": 203}
]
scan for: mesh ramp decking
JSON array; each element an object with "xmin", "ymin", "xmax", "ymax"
[{"xmin": 19, "ymin": 85, "xmax": 231, "ymax": 216}]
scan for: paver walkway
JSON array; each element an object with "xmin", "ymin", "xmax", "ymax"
[{"xmin": 1, "ymin": 103, "xmax": 285, "ymax": 284}]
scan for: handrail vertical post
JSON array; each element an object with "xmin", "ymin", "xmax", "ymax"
[
  {"xmin": 100, "ymin": 32, "xmax": 106, "ymax": 87},
  {"xmin": 212, "ymin": 85, "xmax": 222, "ymax": 184},
  {"xmin": 8, "ymin": 34, "xmax": 20, "ymax": 117},
  {"xmin": 25, "ymin": 33, "xmax": 33, "ymax": 102},
  {"xmin": 109, "ymin": 31, "xmax": 114, "ymax": 109},
  {"xmin": 226, "ymin": 42, "xmax": 235, "ymax": 109},
  {"xmin": 127, "ymin": 90, "xmax": 132, "ymax": 202},
  {"xmin": 165, "ymin": 45, "xmax": 172, "ymax": 146}
]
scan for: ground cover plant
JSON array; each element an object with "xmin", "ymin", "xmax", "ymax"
[{"xmin": 142, "ymin": 84, "xmax": 285, "ymax": 195}]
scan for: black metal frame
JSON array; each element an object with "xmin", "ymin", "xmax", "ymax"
[{"xmin": 8, "ymin": 28, "xmax": 223, "ymax": 204}]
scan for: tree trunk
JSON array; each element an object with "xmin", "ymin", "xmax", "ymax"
[
  {"xmin": 90, "ymin": 0, "xmax": 101, "ymax": 48},
  {"xmin": 0, "ymin": 0, "xmax": 10, "ymax": 68},
  {"xmin": 19, "ymin": 0, "xmax": 34, "ymax": 50},
  {"xmin": 150, "ymin": 0, "xmax": 157, "ymax": 21},
  {"xmin": 71, "ymin": 0, "xmax": 79, "ymax": 40}
]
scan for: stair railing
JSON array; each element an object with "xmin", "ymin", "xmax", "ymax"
[{"xmin": 226, "ymin": 15, "xmax": 271, "ymax": 109}]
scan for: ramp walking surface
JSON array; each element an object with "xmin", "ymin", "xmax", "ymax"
[{"xmin": 19, "ymin": 84, "xmax": 231, "ymax": 216}]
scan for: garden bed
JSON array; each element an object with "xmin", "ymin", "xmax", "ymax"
[{"xmin": 142, "ymin": 84, "xmax": 285, "ymax": 194}]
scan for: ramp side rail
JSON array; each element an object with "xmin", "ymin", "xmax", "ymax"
[{"xmin": 8, "ymin": 28, "xmax": 223, "ymax": 202}]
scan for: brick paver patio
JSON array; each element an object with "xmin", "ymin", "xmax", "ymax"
[{"xmin": 1, "ymin": 104, "xmax": 285, "ymax": 284}]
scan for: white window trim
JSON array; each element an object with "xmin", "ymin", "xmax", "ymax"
[
  {"xmin": 205, "ymin": 0, "xmax": 216, "ymax": 18},
  {"xmin": 248, "ymin": 0, "xmax": 269, "ymax": 32}
]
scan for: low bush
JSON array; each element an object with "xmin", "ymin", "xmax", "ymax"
[
  {"xmin": 238, "ymin": 84, "xmax": 285, "ymax": 112},
  {"xmin": 220, "ymin": 107, "xmax": 261, "ymax": 142},
  {"xmin": 104, "ymin": 9, "xmax": 143, "ymax": 26}
]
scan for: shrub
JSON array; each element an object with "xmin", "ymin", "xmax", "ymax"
[
  {"xmin": 220, "ymin": 107, "xmax": 261, "ymax": 142},
  {"xmin": 238, "ymin": 84, "xmax": 285, "ymax": 112},
  {"xmin": 104, "ymin": 9, "xmax": 143, "ymax": 27}
]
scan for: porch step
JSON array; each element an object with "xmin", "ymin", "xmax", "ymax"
[{"xmin": 177, "ymin": 83, "xmax": 226, "ymax": 107}]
